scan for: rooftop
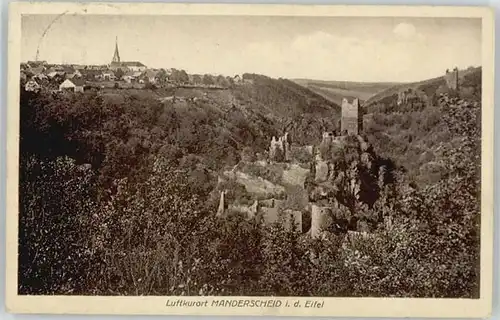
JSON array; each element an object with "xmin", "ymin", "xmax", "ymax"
[{"xmin": 110, "ymin": 61, "xmax": 146, "ymax": 67}]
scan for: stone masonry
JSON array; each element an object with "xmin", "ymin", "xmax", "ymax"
[{"xmin": 341, "ymin": 98, "xmax": 363, "ymax": 135}]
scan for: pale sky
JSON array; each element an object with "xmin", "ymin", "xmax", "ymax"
[{"xmin": 21, "ymin": 15, "xmax": 482, "ymax": 82}]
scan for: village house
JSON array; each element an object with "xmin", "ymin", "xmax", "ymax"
[
  {"xmin": 66, "ymin": 69, "xmax": 83, "ymax": 79},
  {"xmin": 27, "ymin": 60, "xmax": 47, "ymax": 69},
  {"xmin": 121, "ymin": 61, "xmax": 147, "ymax": 72},
  {"xmin": 80, "ymin": 69, "xmax": 101, "ymax": 81},
  {"xmin": 61, "ymin": 66, "xmax": 75, "ymax": 74},
  {"xmin": 85, "ymin": 65, "xmax": 108, "ymax": 71},
  {"xmin": 143, "ymin": 69, "xmax": 159, "ymax": 83},
  {"xmin": 122, "ymin": 74, "xmax": 134, "ymax": 83},
  {"xmin": 47, "ymin": 69, "xmax": 65, "ymax": 79},
  {"xmin": 29, "ymin": 65, "xmax": 46, "ymax": 77},
  {"xmin": 100, "ymin": 70, "xmax": 116, "ymax": 81},
  {"xmin": 33, "ymin": 72, "xmax": 48, "ymax": 82},
  {"xmin": 59, "ymin": 78, "xmax": 85, "ymax": 93},
  {"xmin": 51, "ymin": 65, "xmax": 65, "ymax": 72},
  {"xmin": 122, "ymin": 70, "xmax": 143, "ymax": 83},
  {"xmin": 25, "ymin": 80, "xmax": 41, "ymax": 92}
]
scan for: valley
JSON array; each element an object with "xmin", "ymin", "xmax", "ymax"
[{"xmin": 19, "ymin": 63, "xmax": 482, "ymax": 298}]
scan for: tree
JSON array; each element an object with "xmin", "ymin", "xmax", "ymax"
[
  {"xmin": 259, "ymin": 225, "xmax": 312, "ymax": 296},
  {"xmin": 115, "ymin": 68, "xmax": 124, "ymax": 80},
  {"xmin": 202, "ymin": 74, "xmax": 214, "ymax": 86},
  {"xmin": 338, "ymin": 94, "xmax": 481, "ymax": 298},
  {"xmin": 216, "ymin": 75, "xmax": 228, "ymax": 87},
  {"xmin": 91, "ymin": 157, "xmax": 209, "ymax": 294},
  {"xmin": 170, "ymin": 69, "xmax": 189, "ymax": 84},
  {"xmin": 19, "ymin": 156, "xmax": 99, "ymax": 294},
  {"xmin": 178, "ymin": 70, "xmax": 189, "ymax": 83},
  {"xmin": 156, "ymin": 69, "xmax": 168, "ymax": 86}
]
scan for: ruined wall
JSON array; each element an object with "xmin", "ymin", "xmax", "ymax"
[
  {"xmin": 445, "ymin": 67, "xmax": 459, "ymax": 91},
  {"xmin": 269, "ymin": 132, "xmax": 291, "ymax": 162},
  {"xmin": 315, "ymin": 160, "xmax": 329, "ymax": 183},
  {"xmin": 341, "ymin": 98, "xmax": 363, "ymax": 135},
  {"xmin": 321, "ymin": 132, "xmax": 334, "ymax": 145},
  {"xmin": 216, "ymin": 190, "xmax": 225, "ymax": 217},
  {"xmin": 283, "ymin": 132, "xmax": 291, "ymax": 162},
  {"xmin": 256, "ymin": 198, "xmax": 284, "ymax": 226},
  {"xmin": 260, "ymin": 207, "xmax": 279, "ymax": 225},
  {"xmin": 310, "ymin": 204, "xmax": 333, "ymax": 239},
  {"xmin": 229, "ymin": 200, "xmax": 259, "ymax": 219},
  {"xmin": 397, "ymin": 91, "xmax": 409, "ymax": 106},
  {"xmin": 269, "ymin": 136, "xmax": 284, "ymax": 162}
]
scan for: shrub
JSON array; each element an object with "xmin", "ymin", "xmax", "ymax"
[{"xmin": 19, "ymin": 156, "xmax": 99, "ymax": 294}]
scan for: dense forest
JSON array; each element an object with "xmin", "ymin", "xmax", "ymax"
[{"xmin": 18, "ymin": 70, "xmax": 481, "ymax": 298}]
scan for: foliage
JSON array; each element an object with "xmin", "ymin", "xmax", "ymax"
[
  {"xmin": 18, "ymin": 68, "xmax": 481, "ymax": 298},
  {"xmin": 338, "ymin": 93, "xmax": 481, "ymax": 298},
  {"xmin": 19, "ymin": 156, "xmax": 99, "ymax": 294},
  {"xmin": 170, "ymin": 69, "xmax": 190, "ymax": 83},
  {"xmin": 114, "ymin": 68, "xmax": 124, "ymax": 80}
]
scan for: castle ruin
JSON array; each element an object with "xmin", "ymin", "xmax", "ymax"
[
  {"xmin": 216, "ymin": 190, "xmax": 226, "ymax": 217},
  {"xmin": 310, "ymin": 204, "xmax": 334, "ymax": 239},
  {"xmin": 269, "ymin": 132, "xmax": 291, "ymax": 162},
  {"xmin": 216, "ymin": 96, "xmax": 371, "ymax": 239},
  {"xmin": 445, "ymin": 67, "xmax": 459, "ymax": 91},
  {"xmin": 341, "ymin": 98, "xmax": 363, "ymax": 135}
]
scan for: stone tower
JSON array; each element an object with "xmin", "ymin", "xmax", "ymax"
[
  {"xmin": 112, "ymin": 36, "xmax": 121, "ymax": 63},
  {"xmin": 341, "ymin": 98, "xmax": 363, "ymax": 135},
  {"xmin": 444, "ymin": 67, "xmax": 459, "ymax": 91},
  {"xmin": 310, "ymin": 205, "xmax": 333, "ymax": 239},
  {"xmin": 216, "ymin": 190, "xmax": 225, "ymax": 217}
]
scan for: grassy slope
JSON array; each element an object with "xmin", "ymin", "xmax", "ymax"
[
  {"xmin": 364, "ymin": 67, "xmax": 481, "ymax": 106},
  {"xmin": 361, "ymin": 67, "xmax": 482, "ymax": 186},
  {"xmin": 292, "ymin": 79, "xmax": 398, "ymax": 105},
  {"xmin": 95, "ymin": 73, "xmax": 341, "ymax": 166}
]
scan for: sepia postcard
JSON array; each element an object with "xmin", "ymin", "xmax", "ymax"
[{"xmin": 5, "ymin": 2, "xmax": 495, "ymax": 318}]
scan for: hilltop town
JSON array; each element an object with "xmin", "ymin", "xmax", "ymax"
[{"xmin": 21, "ymin": 38, "xmax": 253, "ymax": 94}]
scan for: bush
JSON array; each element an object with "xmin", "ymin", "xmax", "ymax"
[
  {"xmin": 19, "ymin": 156, "xmax": 99, "ymax": 294},
  {"xmin": 17, "ymin": 73, "xmax": 480, "ymax": 298}
]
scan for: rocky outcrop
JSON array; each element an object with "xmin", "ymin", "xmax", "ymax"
[
  {"xmin": 215, "ymin": 98, "xmax": 390, "ymax": 240},
  {"xmin": 228, "ymin": 200, "xmax": 259, "ymax": 219},
  {"xmin": 259, "ymin": 207, "xmax": 280, "ymax": 225},
  {"xmin": 282, "ymin": 164, "xmax": 310, "ymax": 187},
  {"xmin": 223, "ymin": 170, "xmax": 285, "ymax": 198}
]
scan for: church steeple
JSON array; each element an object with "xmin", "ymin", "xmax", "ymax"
[{"xmin": 112, "ymin": 36, "xmax": 121, "ymax": 63}]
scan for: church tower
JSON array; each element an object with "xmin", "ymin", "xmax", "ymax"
[{"xmin": 112, "ymin": 36, "xmax": 121, "ymax": 63}]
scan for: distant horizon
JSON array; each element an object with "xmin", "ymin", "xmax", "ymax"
[
  {"xmin": 21, "ymin": 15, "xmax": 482, "ymax": 83},
  {"xmin": 21, "ymin": 58, "xmax": 482, "ymax": 84}
]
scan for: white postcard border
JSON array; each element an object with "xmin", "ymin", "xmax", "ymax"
[{"xmin": 5, "ymin": 2, "xmax": 495, "ymax": 318}]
